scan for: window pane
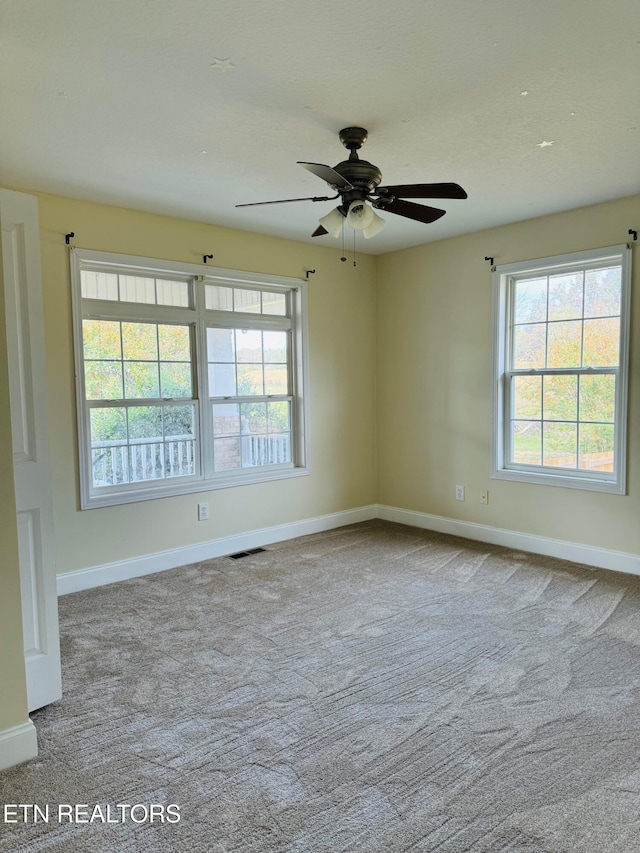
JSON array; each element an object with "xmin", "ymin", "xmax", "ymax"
[
  {"xmin": 155, "ymin": 279, "xmax": 189, "ymax": 307},
  {"xmin": 165, "ymin": 439, "xmax": 195, "ymax": 478},
  {"xmin": 513, "ymin": 277, "xmax": 547, "ymax": 324},
  {"xmin": 267, "ymin": 401, "xmax": 290, "ymax": 433},
  {"xmin": 207, "ymin": 327, "xmax": 235, "ymax": 362},
  {"xmin": 205, "ymin": 285, "xmax": 233, "ymax": 311},
  {"xmin": 237, "ymin": 401, "xmax": 293, "ymax": 467},
  {"xmin": 579, "ymin": 375, "xmax": 615, "ymax": 423},
  {"xmin": 262, "ymin": 291, "xmax": 287, "ymax": 316},
  {"xmin": 163, "ymin": 404, "xmax": 195, "ymax": 438},
  {"xmin": 160, "ymin": 363, "xmax": 192, "ymax": 397},
  {"xmin": 127, "ymin": 406, "xmax": 162, "ymax": 440},
  {"xmin": 81, "ymin": 270, "xmax": 118, "ymax": 301},
  {"xmin": 122, "ymin": 323, "xmax": 158, "ymax": 361},
  {"xmin": 159, "ymin": 325, "xmax": 191, "ymax": 361},
  {"xmin": 543, "ymin": 423, "xmax": 577, "ymax": 468},
  {"xmin": 547, "ymin": 320, "xmax": 581, "ymax": 368},
  {"xmin": 513, "ymin": 323, "xmax": 545, "ymax": 369},
  {"xmin": 582, "ymin": 318, "xmax": 619, "ymax": 367},
  {"xmin": 543, "ymin": 375, "xmax": 577, "ymax": 421},
  {"xmin": 240, "ymin": 402, "xmax": 267, "ymax": 434},
  {"xmin": 264, "ymin": 365, "xmax": 288, "ymax": 395},
  {"xmin": 83, "ymin": 320, "xmax": 121, "ymax": 360},
  {"xmin": 233, "ymin": 289, "xmax": 261, "ymax": 313},
  {"xmin": 85, "ymin": 362, "xmax": 123, "ymax": 400},
  {"xmin": 129, "ymin": 442, "xmax": 164, "ymax": 480},
  {"xmin": 579, "ymin": 424, "xmax": 614, "ymax": 471},
  {"xmin": 512, "ymin": 422, "xmax": 541, "ymax": 465},
  {"xmin": 90, "ymin": 407, "xmax": 126, "ymax": 443},
  {"xmin": 235, "ymin": 329, "xmax": 262, "ymax": 362},
  {"xmin": 124, "ymin": 362, "xmax": 160, "ymax": 398},
  {"xmin": 513, "ymin": 376, "xmax": 541, "ymax": 420},
  {"xmin": 213, "ymin": 403, "xmax": 240, "ymax": 436},
  {"xmin": 584, "ymin": 267, "xmax": 621, "ymax": 318},
  {"xmin": 119, "ymin": 275, "xmax": 156, "ymax": 304},
  {"xmin": 237, "ymin": 364, "xmax": 264, "ymax": 395},
  {"xmin": 267, "ymin": 401, "xmax": 292, "ymax": 465},
  {"xmin": 209, "ymin": 363, "xmax": 236, "ymax": 396},
  {"xmin": 547, "ymin": 272, "xmax": 583, "ymax": 321},
  {"xmin": 214, "ymin": 437, "xmax": 241, "ymax": 471},
  {"xmin": 163, "ymin": 405, "xmax": 195, "ymax": 477},
  {"xmin": 92, "ymin": 445, "xmax": 128, "ymax": 487},
  {"xmin": 263, "ymin": 330, "xmax": 288, "ymax": 362}
]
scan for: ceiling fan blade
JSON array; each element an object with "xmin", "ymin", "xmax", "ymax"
[
  {"xmin": 312, "ymin": 225, "xmax": 329, "ymax": 237},
  {"xmin": 377, "ymin": 182, "xmax": 467, "ymax": 200},
  {"xmin": 236, "ymin": 195, "xmax": 335, "ymax": 208},
  {"xmin": 380, "ymin": 198, "xmax": 447, "ymax": 224},
  {"xmin": 298, "ymin": 162, "xmax": 353, "ymax": 190}
]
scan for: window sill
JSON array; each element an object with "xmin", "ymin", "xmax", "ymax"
[
  {"xmin": 82, "ymin": 465, "xmax": 310, "ymax": 509},
  {"xmin": 491, "ymin": 466, "xmax": 625, "ymax": 495}
]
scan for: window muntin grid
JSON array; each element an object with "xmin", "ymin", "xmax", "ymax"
[
  {"xmin": 206, "ymin": 326, "xmax": 292, "ymax": 472},
  {"xmin": 72, "ymin": 252, "xmax": 308, "ymax": 507},
  {"xmin": 504, "ymin": 258, "xmax": 624, "ymax": 479}
]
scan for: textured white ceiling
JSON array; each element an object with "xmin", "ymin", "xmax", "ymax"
[{"xmin": 1, "ymin": 0, "xmax": 639, "ymax": 254}]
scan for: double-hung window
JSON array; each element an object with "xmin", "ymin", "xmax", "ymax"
[
  {"xmin": 71, "ymin": 250, "xmax": 309, "ymax": 508},
  {"xmin": 492, "ymin": 244, "xmax": 631, "ymax": 493}
]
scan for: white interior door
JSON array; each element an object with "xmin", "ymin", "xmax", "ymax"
[{"xmin": 0, "ymin": 188, "xmax": 62, "ymax": 711}]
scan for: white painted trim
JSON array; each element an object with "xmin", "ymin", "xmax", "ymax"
[
  {"xmin": 491, "ymin": 244, "xmax": 631, "ymax": 496},
  {"xmin": 70, "ymin": 248, "xmax": 305, "ymax": 289},
  {"xmin": 57, "ymin": 505, "xmax": 378, "ymax": 595},
  {"xmin": 0, "ymin": 720, "xmax": 37, "ymax": 771},
  {"xmin": 377, "ymin": 504, "xmax": 640, "ymax": 577}
]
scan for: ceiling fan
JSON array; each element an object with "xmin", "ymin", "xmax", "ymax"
[{"xmin": 236, "ymin": 127, "xmax": 467, "ymax": 239}]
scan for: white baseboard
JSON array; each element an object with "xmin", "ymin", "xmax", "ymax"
[
  {"xmin": 57, "ymin": 501, "xmax": 640, "ymax": 596},
  {"xmin": 57, "ymin": 505, "xmax": 378, "ymax": 595},
  {"xmin": 0, "ymin": 720, "xmax": 37, "ymax": 771},
  {"xmin": 377, "ymin": 504, "xmax": 640, "ymax": 577}
]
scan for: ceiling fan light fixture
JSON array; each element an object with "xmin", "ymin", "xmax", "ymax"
[
  {"xmin": 345, "ymin": 200, "xmax": 386, "ymax": 237},
  {"xmin": 362, "ymin": 208, "xmax": 385, "ymax": 239},
  {"xmin": 318, "ymin": 206, "xmax": 345, "ymax": 238}
]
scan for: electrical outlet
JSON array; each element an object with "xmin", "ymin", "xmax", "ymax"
[
  {"xmin": 455, "ymin": 485, "xmax": 465, "ymax": 501},
  {"xmin": 480, "ymin": 489, "xmax": 489, "ymax": 505},
  {"xmin": 198, "ymin": 502, "xmax": 209, "ymax": 521}
]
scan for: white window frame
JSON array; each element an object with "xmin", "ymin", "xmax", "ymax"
[
  {"xmin": 491, "ymin": 244, "xmax": 632, "ymax": 494},
  {"xmin": 71, "ymin": 249, "xmax": 310, "ymax": 509}
]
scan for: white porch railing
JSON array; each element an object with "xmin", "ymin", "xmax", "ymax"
[
  {"xmin": 242, "ymin": 434, "xmax": 290, "ymax": 467},
  {"xmin": 92, "ymin": 433, "xmax": 291, "ymax": 486},
  {"xmin": 92, "ymin": 435, "xmax": 195, "ymax": 487}
]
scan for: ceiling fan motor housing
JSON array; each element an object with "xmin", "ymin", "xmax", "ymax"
[{"xmin": 334, "ymin": 161, "xmax": 383, "ymax": 210}]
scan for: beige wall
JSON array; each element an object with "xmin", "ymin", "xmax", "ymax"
[
  {"xmin": 377, "ymin": 194, "xmax": 640, "ymax": 553},
  {"xmin": 5, "ymin": 188, "xmax": 640, "ymax": 588},
  {"xmin": 35, "ymin": 193, "xmax": 377, "ymax": 574},
  {"xmin": 0, "ymin": 249, "xmax": 30, "ymax": 731}
]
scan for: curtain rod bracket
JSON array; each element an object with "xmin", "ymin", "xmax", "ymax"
[
  {"xmin": 305, "ymin": 269, "xmax": 316, "ymax": 279},
  {"xmin": 629, "ymin": 229, "xmax": 637, "ymax": 242},
  {"xmin": 203, "ymin": 254, "xmax": 214, "ymax": 264},
  {"xmin": 65, "ymin": 232, "xmax": 75, "ymax": 244},
  {"xmin": 485, "ymin": 255, "xmax": 495, "ymax": 270}
]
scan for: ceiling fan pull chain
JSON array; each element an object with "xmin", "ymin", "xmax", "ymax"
[{"xmin": 353, "ymin": 228, "xmax": 357, "ymax": 267}]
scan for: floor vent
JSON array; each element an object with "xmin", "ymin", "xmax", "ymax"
[{"xmin": 229, "ymin": 547, "xmax": 266, "ymax": 560}]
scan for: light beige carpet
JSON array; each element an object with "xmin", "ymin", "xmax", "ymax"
[{"xmin": 2, "ymin": 520, "xmax": 640, "ymax": 852}]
